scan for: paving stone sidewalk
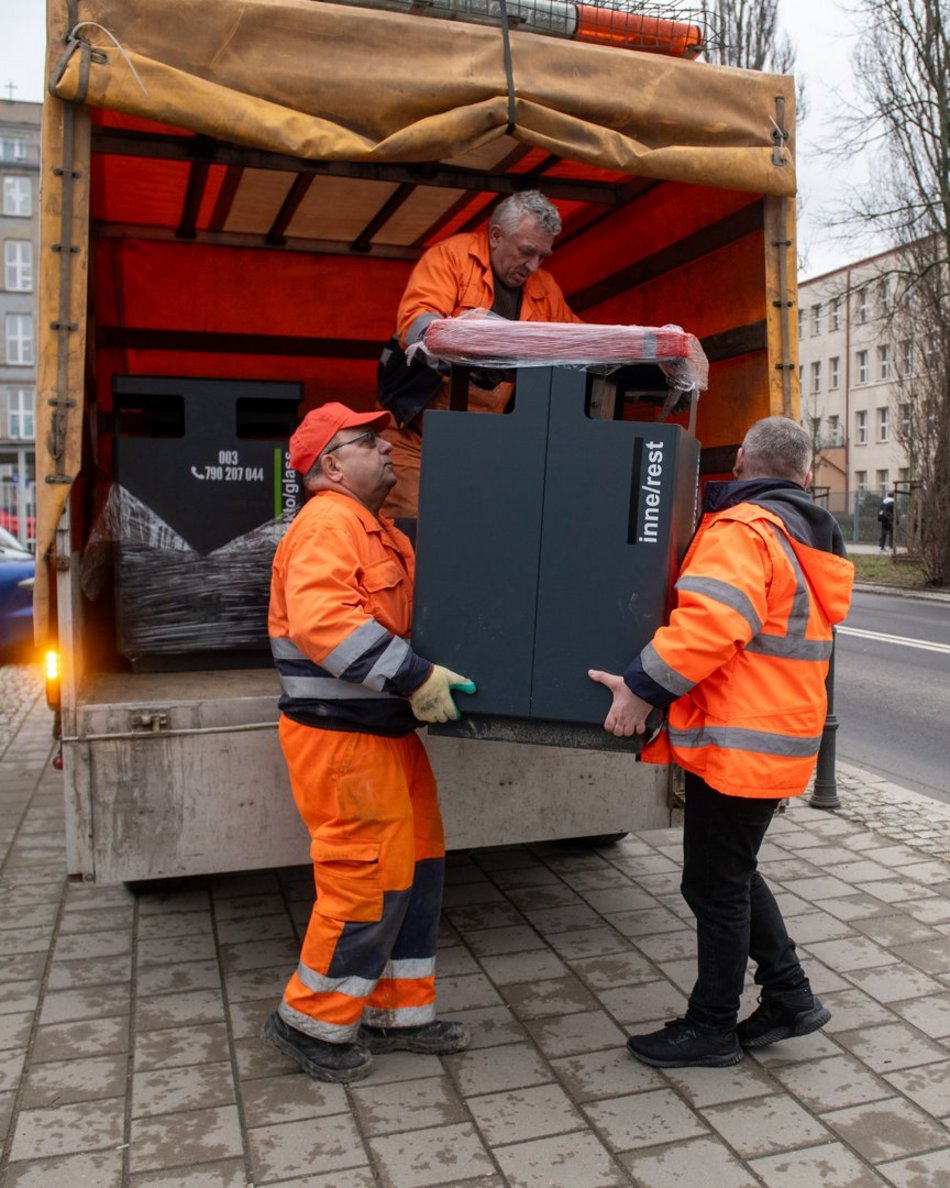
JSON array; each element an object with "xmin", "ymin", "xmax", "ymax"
[{"xmin": 1, "ymin": 678, "xmax": 949, "ymax": 1188}]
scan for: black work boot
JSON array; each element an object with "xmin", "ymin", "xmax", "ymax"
[
  {"xmin": 261, "ymin": 1012, "xmax": 373, "ymax": 1083},
  {"xmin": 626, "ymin": 1018, "xmax": 741, "ymax": 1068},
  {"xmin": 359, "ymin": 1019, "xmax": 471, "ymax": 1055},
  {"xmin": 737, "ymin": 995, "xmax": 831, "ymax": 1049}
]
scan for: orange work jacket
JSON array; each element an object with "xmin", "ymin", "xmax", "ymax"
[
  {"xmin": 626, "ymin": 484, "xmax": 854, "ymax": 798},
  {"xmin": 268, "ymin": 490, "xmax": 430, "ymax": 736},
  {"xmin": 381, "ymin": 230, "xmax": 581, "ymax": 517},
  {"xmin": 396, "ymin": 229, "xmax": 581, "ymax": 354}
]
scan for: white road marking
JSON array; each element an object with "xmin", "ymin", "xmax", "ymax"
[{"xmin": 837, "ymin": 626, "xmax": 950, "ymax": 654}]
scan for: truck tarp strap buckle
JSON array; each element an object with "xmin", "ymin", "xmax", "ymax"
[
  {"xmin": 51, "ymin": 22, "xmax": 147, "ymax": 102},
  {"xmin": 76, "ymin": 40, "xmax": 92, "ymax": 105},
  {"xmin": 497, "ymin": 0, "xmax": 518, "ymax": 136},
  {"xmin": 770, "ymin": 97, "xmax": 789, "ymax": 167}
]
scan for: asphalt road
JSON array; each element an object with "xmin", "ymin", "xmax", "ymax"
[{"xmin": 835, "ymin": 589, "xmax": 950, "ymax": 805}]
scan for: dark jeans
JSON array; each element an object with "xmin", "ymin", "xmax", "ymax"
[{"xmin": 681, "ymin": 772, "xmax": 811, "ymax": 1032}]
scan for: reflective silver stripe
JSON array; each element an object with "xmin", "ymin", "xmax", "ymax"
[
  {"xmin": 768, "ymin": 526, "xmax": 810, "ymax": 637},
  {"xmin": 364, "ymin": 635, "xmax": 411, "ymax": 692},
  {"xmin": 279, "ymin": 675, "xmax": 398, "ymax": 701},
  {"xmin": 640, "ymin": 641, "xmax": 693, "ymax": 697},
  {"xmin": 744, "ymin": 524, "xmax": 829, "ymax": 660},
  {"xmin": 407, "ymin": 312, "xmax": 439, "ymax": 345},
  {"xmin": 669, "ymin": 725, "xmax": 822, "ymax": 758},
  {"xmin": 270, "ymin": 636, "xmax": 306, "ymax": 660},
  {"xmin": 295, "ymin": 960, "xmax": 378, "ymax": 1000},
  {"xmin": 676, "ymin": 575, "xmax": 763, "ymax": 636},
  {"xmin": 363, "ymin": 1003, "xmax": 436, "ymax": 1027},
  {"xmin": 278, "ymin": 1001, "xmax": 359, "ymax": 1043},
  {"xmin": 322, "ymin": 619, "xmax": 390, "ymax": 677},
  {"xmin": 388, "ymin": 957, "xmax": 436, "ymax": 980},
  {"xmin": 746, "ymin": 636, "xmax": 833, "ymax": 660}
]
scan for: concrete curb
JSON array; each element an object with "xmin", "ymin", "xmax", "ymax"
[{"xmin": 853, "ymin": 581, "xmax": 950, "ymax": 603}]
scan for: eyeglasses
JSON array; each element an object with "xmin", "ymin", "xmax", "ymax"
[{"xmin": 320, "ymin": 430, "xmax": 378, "ymax": 458}]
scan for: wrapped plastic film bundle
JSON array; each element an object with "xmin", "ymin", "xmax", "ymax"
[
  {"xmin": 409, "ymin": 313, "xmax": 710, "ymax": 395},
  {"xmin": 80, "ymin": 485, "xmax": 287, "ymax": 658}
]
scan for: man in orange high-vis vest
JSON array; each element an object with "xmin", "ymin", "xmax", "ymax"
[
  {"xmin": 590, "ymin": 416, "xmax": 854, "ymax": 1069},
  {"xmin": 378, "ymin": 189, "xmax": 581, "ymax": 520},
  {"xmin": 262, "ymin": 401, "xmax": 475, "ymax": 1083}
]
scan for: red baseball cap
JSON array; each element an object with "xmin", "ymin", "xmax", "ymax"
[{"xmin": 289, "ymin": 403, "xmax": 392, "ymax": 474}]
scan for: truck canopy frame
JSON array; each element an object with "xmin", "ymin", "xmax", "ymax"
[{"xmin": 36, "ymin": 0, "xmax": 798, "ymax": 637}]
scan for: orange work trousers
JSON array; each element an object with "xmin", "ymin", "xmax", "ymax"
[{"xmin": 277, "ymin": 718, "xmax": 445, "ymax": 1043}]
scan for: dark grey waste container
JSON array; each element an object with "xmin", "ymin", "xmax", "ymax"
[
  {"xmin": 412, "ymin": 366, "xmax": 699, "ymax": 744},
  {"xmin": 111, "ymin": 375, "xmax": 302, "ymax": 663}
]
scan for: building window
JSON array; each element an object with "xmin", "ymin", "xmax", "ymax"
[
  {"xmin": 879, "ymin": 278, "xmax": 891, "ymax": 314},
  {"xmin": 4, "ymin": 313, "xmax": 33, "ymax": 366},
  {"xmin": 0, "ymin": 137, "xmax": 26, "ymax": 162},
  {"xmin": 899, "ymin": 403, "xmax": 911, "ymax": 437},
  {"xmin": 856, "ymin": 410, "xmax": 867, "ymax": 444},
  {"xmin": 828, "ymin": 414, "xmax": 841, "ymax": 445},
  {"xmin": 810, "ymin": 361, "xmax": 822, "ymax": 393},
  {"xmin": 797, "ymin": 308, "xmax": 805, "ymax": 339},
  {"xmin": 811, "ymin": 416, "xmax": 821, "ymax": 440},
  {"xmin": 829, "ymin": 356, "xmax": 840, "ymax": 389},
  {"xmin": 830, "ymin": 296, "xmax": 841, "ymax": 331},
  {"xmin": 857, "ymin": 350, "xmax": 869, "ymax": 384},
  {"xmin": 878, "ymin": 344, "xmax": 890, "ymax": 381},
  {"xmin": 4, "ymin": 241, "xmax": 33, "ymax": 292},
  {"xmin": 900, "ymin": 339, "xmax": 913, "ymax": 375},
  {"xmin": 811, "ymin": 304, "xmax": 822, "ymax": 335},
  {"xmin": 877, "ymin": 469, "xmax": 890, "ymax": 496},
  {"xmin": 878, "ymin": 406, "xmax": 890, "ymax": 442},
  {"xmin": 856, "ymin": 470, "xmax": 868, "ymax": 494},
  {"xmin": 898, "ymin": 467, "xmax": 910, "ymax": 483},
  {"xmin": 2, "ymin": 176, "xmax": 31, "ymax": 217},
  {"xmin": 6, "ymin": 386, "xmax": 34, "ymax": 439},
  {"xmin": 857, "ymin": 288, "xmax": 868, "ymax": 323}
]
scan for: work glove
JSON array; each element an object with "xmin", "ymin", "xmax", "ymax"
[{"xmin": 409, "ymin": 665, "xmax": 477, "ymax": 724}]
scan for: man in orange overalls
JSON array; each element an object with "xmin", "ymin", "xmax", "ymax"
[
  {"xmin": 590, "ymin": 416, "xmax": 854, "ymax": 1069},
  {"xmin": 379, "ymin": 189, "xmax": 582, "ymax": 520},
  {"xmin": 263, "ymin": 401, "xmax": 475, "ymax": 1083}
]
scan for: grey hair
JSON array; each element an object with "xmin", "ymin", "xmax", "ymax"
[
  {"xmin": 303, "ymin": 459, "xmax": 323, "ymax": 491},
  {"xmin": 740, "ymin": 416, "xmax": 811, "ymax": 483},
  {"xmin": 490, "ymin": 190, "xmax": 562, "ymax": 237}
]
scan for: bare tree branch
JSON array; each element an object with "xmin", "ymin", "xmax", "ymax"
[{"xmin": 834, "ymin": 0, "xmax": 950, "ymax": 581}]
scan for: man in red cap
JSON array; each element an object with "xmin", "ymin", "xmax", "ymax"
[{"xmin": 263, "ymin": 401, "xmax": 475, "ymax": 1083}]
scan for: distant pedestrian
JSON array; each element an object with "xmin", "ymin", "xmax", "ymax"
[
  {"xmin": 589, "ymin": 416, "xmax": 854, "ymax": 1068},
  {"xmin": 878, "ymin": 494, "xmax": 895, "ymax": 551}
]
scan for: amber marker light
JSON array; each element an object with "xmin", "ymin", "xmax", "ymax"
[{"xmin": 44, "ymin": 649, "xmax": 61, "ymax": 709}]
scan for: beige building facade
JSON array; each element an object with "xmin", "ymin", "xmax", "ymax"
[
  {"xmin": 798, "ymin": 245, "xmax": 912, "ymax": 537},
  {"xmin": 0, "ymin": 98, "xmax": 41, "ymax": 548}
]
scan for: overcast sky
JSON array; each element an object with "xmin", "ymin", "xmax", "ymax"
[{"xmin": 1, "ymin": 1, "xmax": 884, "ymax": 279}]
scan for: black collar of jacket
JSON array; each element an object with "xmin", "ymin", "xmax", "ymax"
[{"xmin": 703, "ymin": 478, "xmax": 848, "ymax": 558}]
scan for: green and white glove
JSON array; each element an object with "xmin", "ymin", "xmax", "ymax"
[{"xmin": 409, "ymin": 665, "xmax": 477, "ymax": 723}]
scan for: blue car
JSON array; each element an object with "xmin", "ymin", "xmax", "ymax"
[{"xmin": 0, "ymin": 526, "xmax": 35, "ymax": 657}]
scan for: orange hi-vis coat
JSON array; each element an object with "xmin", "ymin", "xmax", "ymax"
[
  {"xmin": 627, "ymin": 483, "xmax": 854, "ymax": 799},
  {"xmin": 268, "ymin": 490, "xmax": 444, "ymax": 1042},
  {"xmin": 396, "ymin": 230, "xmax": 580, "ymax": 351},
  {"xmin": 269, "ymin": 490, "xmax": 430, "ymax": 735},
  {"xmin": 382, "ymin": 230, "xmax": 581, "ymax": 518}
]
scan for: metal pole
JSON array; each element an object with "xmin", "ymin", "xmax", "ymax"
[{"xmin": 810, "ymin": 630, "xmax": 840, "ymax": 809}]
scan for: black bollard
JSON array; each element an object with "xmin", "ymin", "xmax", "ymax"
[{"xmin": 810, "ymin": 630, "xmax": 841, "ymax": 810}]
